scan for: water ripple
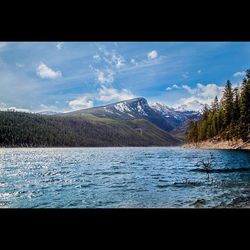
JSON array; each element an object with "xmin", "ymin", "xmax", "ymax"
[{"xmin": 0, "ymin": 147, "xmax": 249, "ymax": 208}]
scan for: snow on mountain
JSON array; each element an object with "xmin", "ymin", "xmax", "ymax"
[
  {"xmin": 114, "ymin": 102, "xmax": 131, "ymax": 113},
  {"xmin": 65, "ymin": 97, "xmax": 200, "ymax": 132},
  {"xmin": 150, "ymin": 102, "xmax": 182, "ymax": 120},
  {"xmin": 150, "ymin": 102, "xmax": 201, "ymax": 128},
  {"xmin": 111, "ymin": 97, "xmax": 150, "ymax": 118},
  {"xmin": 137, "ymin": 102, "xmax": 148, "ymax": 116}
]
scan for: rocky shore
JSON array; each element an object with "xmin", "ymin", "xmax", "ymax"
[{"xmin": 184, "ymin": 139, "xmax": 250, "ymax": 150}]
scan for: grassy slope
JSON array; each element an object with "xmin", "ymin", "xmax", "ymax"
[{"xmin": 69, "ymin": 113, "xmax": 181, "ymax": 146}]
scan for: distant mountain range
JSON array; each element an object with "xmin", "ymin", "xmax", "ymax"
[
  {"xmin": 63, "ymin": 97, "xmax": 200, "ymax": 132},
  {"xmin": 0, "ymin": 97, "xmax": 200, "ymax": 147}
]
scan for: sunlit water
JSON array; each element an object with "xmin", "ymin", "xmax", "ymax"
[{"xmin": 0, "ymin": 147, "xmax": 250, "ymax": 208}]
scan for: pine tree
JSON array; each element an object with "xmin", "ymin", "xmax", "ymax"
[
  {"xmin": 186, "ymin": 69, "xmax": 250, "ymax": 143},
  {"xmin": 210, "ymin": 96, "xmax": 220, "ymax": 136},
  {"xmin": 187, "ymin": 121, "xmax": 198, "ymax": 143},
  {"xmin": 232, "ymin": 88, "xmax": 240, "ymax": 122},
  {"xmin": 222, "ymin": 80, "xmax": 233, "ymax": 128},
  {"xmin": 211, "ymin": 96, "xmax": 219, "ymax": 113},
  {"xmin": 239, "ymin": 70, "xmax": 250, "ymax": 141},
  {"xmin": 231, "ymin": 87, "xmax": 240, "ymax": 137},
  {"xmin": 201, "ymin": 104, "xmax": 210, "ymax": 119}
]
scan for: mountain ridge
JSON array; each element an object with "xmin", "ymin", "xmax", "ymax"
[
  {"xmin": 0, "ymin": 97, "xmax": 200, "ymax": 147},
  {"xmin": 62, "ymin": 97, "xmax": 200, "ymax": 132}
]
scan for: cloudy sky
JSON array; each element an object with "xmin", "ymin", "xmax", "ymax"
[{"xmin": 0, "ymin": 42, "xmax": 249, "ymax": 112}]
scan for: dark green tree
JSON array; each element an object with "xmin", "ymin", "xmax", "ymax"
[
  {"xmin": 211, "ymin": 96, "xmax": 219, "ymax": 113},
  {"xmin": 239, "ymin": 70, "xmax": 250, "ymax": 141},
  {"xmin": 186, "ymin": 70, "xmax": 250, "ymax": 143},
  {"xmin": 221, "ymin": 80, "xmax": 233, "ymax": 128}
]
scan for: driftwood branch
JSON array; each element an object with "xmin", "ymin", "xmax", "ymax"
[{"xmin": 195, "ymin": 155, "xmax": 214, "ymax": 179}]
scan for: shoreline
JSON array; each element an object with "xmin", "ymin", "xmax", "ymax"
[{"xmin": 184, "ymin": 140, "xmax": 250, "ymax": 151}]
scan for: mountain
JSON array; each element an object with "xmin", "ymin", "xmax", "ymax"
[
  {"xmin": 0, "ymin": 110, "xmax": 180, "ymax": 147},
  {"xmin": 149, "ymin": 102, "xmax": 200, "ymax": 140},
  {"xmin": 65, "ymin": 98, "xmax": 200, "ymax": 132},
  {"xmin": 150, "ymin": 102, "xmax": 200, "ymax": 128},
  {"xmin": 0, "ymin": 97, "xmax": 200, "ymax": 147},
  {"xmin": 65, "ymin": 97, "xmax": 174, "ymax": 131}
]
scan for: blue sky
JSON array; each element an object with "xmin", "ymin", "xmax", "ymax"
[{"xmin": 0, "ymin": 42, "xmax": 249, "ymax": 112}]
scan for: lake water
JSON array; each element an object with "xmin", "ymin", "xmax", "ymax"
[{"xmin": 0, "ymin": 147, "xmax": 250, "ymax": 208}]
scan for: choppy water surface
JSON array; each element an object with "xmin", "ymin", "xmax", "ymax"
[{"xmin": 0, "ymin": 147, "xmax": 250, "ymax": 208}]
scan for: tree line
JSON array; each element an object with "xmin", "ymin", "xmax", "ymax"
[{"xmin": 186, "ymin": 69, "xmax": 250, "ymax": 143}]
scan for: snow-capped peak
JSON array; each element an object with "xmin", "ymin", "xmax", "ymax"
[
  {"xmin": 150, "ymin": 102, "xmax": 180, "ymax": 118},
  {"xmin": 113, "ymin": 98, "xmax": 150, "ymax": 117},
  {"xmin": 114, "ymin": 102, "xmax": 131, "ymax": 113},
  {"xmin": 150, "ymin": 102, "xmax": 173, "ymax": 113}
]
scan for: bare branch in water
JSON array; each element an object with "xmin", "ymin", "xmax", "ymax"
[{"xmin": 195, "ymin": 154, "xmax": 215, "ymax": 180}]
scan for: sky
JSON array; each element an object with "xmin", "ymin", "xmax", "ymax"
[{"xmin": 0, "ymin": 42, "xmax": 249, "ymax": 112}]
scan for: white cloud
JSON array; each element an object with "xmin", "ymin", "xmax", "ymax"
[
  {"xmin": 0, "ymin": 102, "xmax": 30, "ymax": 112},
  {"xmin": 116, "ymin": 58, "xmax": 125, "ymax": 69},
  {"xmin": 111, "ymin": 52, "xmax": 125, "ymax": 69},
  {"xmin": 97, "ymin": 86, "xmax": 135, "ymax": 102},
  {"xmin": 67, "ymin": 86, "xmax": 135, "ymax": 110},
  {"xmin": 147, "ymin": 50, "xmax": 158, "ymax": 60},
  {"xmin": 176, "ymin": 83, "xmax": 224, "ymax": 111},
  {"xmin": 233, "ymin": 71, "xmax": 245, "ymax": 77},
  {"xmin": 166, "ymin": 84, "xmax": 180, "ymax": 91},
  {"xmin": 95, "ymin": 48, "xmax": 125, "ymax": 69},
  {"xmin": 37, "ymin": 62, "xmax": 62, "ymax": 79},
  {"xmin": 175, "ymin": 97, "xmax": 205, "ymax": 111},
  {"xmin": 196, "ymin": 83, "xmax": 223, "ymax": 99},
  {"xmin": 182, "ymin": 83, "xmax": 223, "ymax": 99},
  {"xmin": 68, "ymin": 96, "xmax": 94, "ymax": 110},
  {"xmin": 93, "ymin": 47, "xmax": 163, "ymax": 79},
  {"xmin": 8, "ymin": 107, "xmax": 31, "ymax": 113},
  {"xmin": 232, "ymin": 81, "xmax": 242, "ymax": 89},
  {"xmin": 172, "ymin": 84, "xmax": 180, "ymax": 89},
  {"xmin": 96, "ymin": 69, "xmax": 114, "ymax": 84},
  {"xmin": 182, "ymin": 84, "xmax": 197, "ymax": 94},
  {"xmin": 56, "ymin": 42, "xmax": 64, "ymax": 50}
]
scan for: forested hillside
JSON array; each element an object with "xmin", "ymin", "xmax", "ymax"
[
  {"xmin": 0, "ymin": 111, "xmax": 180, "ymax": 147},
  {"xmin": 187, "ymin": 69, "xmax": 250, "ymax": 143}
]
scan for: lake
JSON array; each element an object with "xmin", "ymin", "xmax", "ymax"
[{"xmin": 0, "ymin": 147, "xmax": 250, "ymax": 208}]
